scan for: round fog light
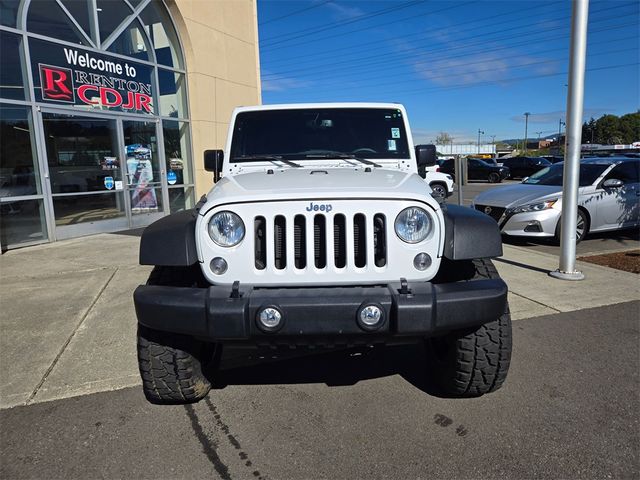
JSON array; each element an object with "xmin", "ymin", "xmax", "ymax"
[
  {"xmin": 210, "ymin": 257, "xmax": 228, "ymax": 275},
  {"xmin": 413, "ymin": 252, "xmax": 432, "ymax": 271},
  {"xmin": 357, "ymin": 304, "xmax": 384, "ymax": 331},
  {"xmin": 257, "ymin": 307, "xmax": 283, "ymax": 332}
]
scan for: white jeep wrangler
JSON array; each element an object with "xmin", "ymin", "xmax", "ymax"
[{"xmin": 134, "ymin": 103, "xmax": 511, "ymax": 404}]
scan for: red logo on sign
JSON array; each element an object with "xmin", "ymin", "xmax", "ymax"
[{"xmin": 39, "ymin": 64, "xmax": 75, "ymax": 102}]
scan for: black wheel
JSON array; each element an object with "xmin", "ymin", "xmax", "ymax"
[
  {"xmin": 430, "ymin": 182, "xmax": 447, "ymax": 202},
  {"xmin": 137, "ymin": 266, "xmax": 218, "ymax": 404},
  {"xmin": 488, "ymin": 172, "xmax": 501, "ymax": 183},
  {"xmin": 554, "ymin": 209, "xmax": 589, "ymax": 244},
  {"xmin": 427, "ymin": 258, "xmax": 512, "ymax": 397}
]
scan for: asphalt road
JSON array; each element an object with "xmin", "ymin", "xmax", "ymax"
[
  {"xmin": 449, "ymin": 180, "xmax": 640, "ymax": 256},
  {"xmin": 2, "ymin": 301, "xmax": 638, "ymax": 480}
]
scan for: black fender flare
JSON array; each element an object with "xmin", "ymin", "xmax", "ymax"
[
  {"xmin": 139, "ymin": 209, "xmax": 199, "ymax": 266},
  {"xmin": 442, "ymin": 204, "xmax": 503, "ymax": 260}
]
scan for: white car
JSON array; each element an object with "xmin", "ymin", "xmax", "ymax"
[
  {"xmin": 425, "ymin": 170, "xmax": 454, "ymax": 201},
  {"xmin": 134, "ymin": 103, "xmax": 512, "ymax": 405},
  {"xmin": 472, "ymin": 157, "xmax": 640, "ymax": 243}
]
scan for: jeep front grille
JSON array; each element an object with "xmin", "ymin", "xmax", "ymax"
[{"xmin": 254, "ymin": 213, "xmax": 387, "ymax": 271}]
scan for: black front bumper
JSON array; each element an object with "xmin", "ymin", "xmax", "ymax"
[{"xmin": 134, "ymin": 279, "xmax": 507, "ymax": 343}]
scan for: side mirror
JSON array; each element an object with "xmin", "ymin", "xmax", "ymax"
[
  {"xmin": 415, "ymin": 144, "xmax": 436, "ymax": 178},
  {"xmin": 204, "ymin": 149, "xmax": 224, "ymax": 182},
  {"xmin": 522, "ymin": 177, "xmax": 529, "ymax": 183},
  {"xmin": 602, "ymin": 178, "xmax": 623, "ymax": 189}
]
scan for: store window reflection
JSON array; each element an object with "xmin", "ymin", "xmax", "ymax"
[
  {"xmin": 42, "ymin": 114, "xmax": 121, "ymax": 194},
  {"xmin": 163, "ymin": 120, "xmax": 191, "ymax": 186},
  {"xmin": 0, "ymin": 106, "xmax": 40, "ymax": 198},
  {"xmin": 0, "ymin": 31, "xmax": 26, "ymax": 100},
  {"xmin": 0, "ymin": 199, "xmax": 48, "ymax": 247}
]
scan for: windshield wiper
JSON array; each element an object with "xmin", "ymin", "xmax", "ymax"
[
  {"xmin": 302, "ymin": 152, "xmax": 381, "ymax": 168},
  {"xmin": 233, "ymin": 155, "xmax": 302, "ymax": 168}
]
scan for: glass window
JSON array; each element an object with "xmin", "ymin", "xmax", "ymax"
[
  {"xmin": 523, "ymin": 163, "xmax": 611, "ymax": 187},
  {"xmin": 42, "ymin": 113, "xmax": 122, "ymax": 194},
  {"xmin": 60, "ymin": 0, "xmax": 93, "ymax": 41},
  {"xmin": 605, "ymin": 161, "xmax": 640, "ymax": 183},
  {"xmin": 0, "ymin": 198, "xmax": 48, "ymax": 247},
  {"xmin": 169, "ymin": 186, "xmax": 194, "ymax": 213},
  {"xmin": 0, "ymin": 0, "xmax": 20, "ymax": 27},
  {"xmin": 230, "ymin": 108, "xmax": 410, "ymax": 160},
  {"xmin": 28, "ymin": 0, "xmax": 91, "ymax": 45},
  {"xmin": 0, "ymin": 31, "xmax": 26, "ymax": 101},
  {"xmin": 158, "ymin": 69, "xmax": 187, "ymax": 118},
  {"xmin": 106, "ymin": 18, "xmax": 150, "ymax": 61},
  {"xmin": 96, "ymin": 0, "xmax": 134, "ymax": 47},
  {"xmin": 53, "ymin": 192, "xmax": 126, "ymax": 225},
  {"xmin": 163, "ymin": 120, "xmax": 191, "ymax": 185},
  {"xmin": 0, "ymin": 105, "xmax": 41, "ymax": 198},
  {"xmin": 139, "ymin": 1, "xmax": 183, "ymax": 68}
]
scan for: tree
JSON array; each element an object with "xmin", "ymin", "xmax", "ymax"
[
  {"xmin": 619, "ymin": 112, "xmax": 640, "ymax": 143},
  {"xmin": 435, "ymin": 132, "xmax": 452, "ymax": 145}
]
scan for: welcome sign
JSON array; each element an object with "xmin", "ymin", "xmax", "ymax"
[{"xmin": 31, "ymin": 39, "xmax": 154, "ymax": 114}]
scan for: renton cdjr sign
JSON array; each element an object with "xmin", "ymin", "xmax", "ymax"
[{"xmin": 38, "ymin": 47, "xmax": 153, "ymax": 113}]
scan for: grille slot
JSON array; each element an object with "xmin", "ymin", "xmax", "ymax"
[
  {"xmin": 294, "ymin": 215, "xmax": 306, "ymax": 269},
  {"xmin": 353, "ymin": 213, "xmax": 367, "ymax": 268},
  {"xmin": 274, "ymin": 215, "xmax": 286, "ymax": 269},
  {"xmin": 314, "ymin": 214, "xmax": 326, "ymax": 268},
  {"xmin": 373, "ymin": 214, "xmax": 387, "ymax": 267},
  {"xmin": 333, "ymin": 214, "xmax": 346, "ymax": 268},
  {"xmin": 254, "ymin": 216, "xmax": 266, "ymax": 270},
  {"xmin": 253, "ymin": 211, "xmax": 389, "ymax": 272}
]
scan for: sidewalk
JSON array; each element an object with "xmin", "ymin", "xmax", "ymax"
[{"xmin": 1, "ymin": 233, "xmax": 638, "ymax": 409}]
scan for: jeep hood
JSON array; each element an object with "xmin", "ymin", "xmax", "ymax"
[{"xmin": 203, "ymin": 168, "xmax": 435, "ymax": 209}]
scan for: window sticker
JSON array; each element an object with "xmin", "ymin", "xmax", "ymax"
[
  {"xmin": 104, "ymin": 176, "xmax": 114, "ymax": 190},
  {"xmin": 388, "ymin": 139, "xmax": 397, "ymax": 151},
  {"xmin": 115, "ymin": 180, "xmax": 123, "ymax": 190},
  {"xmin": 391, "ymin": 127, "xmax": 400, "ymax": 138}
]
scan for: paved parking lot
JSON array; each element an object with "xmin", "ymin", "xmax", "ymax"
[
  {"xmin": 449, "ymin": 179, "xmax": 640, "ymax": 256},
  {"xmin": 1, "ymin": 301, "xmax": 638, "ymax": 479}
]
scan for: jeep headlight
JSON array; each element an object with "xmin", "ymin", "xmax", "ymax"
[
  {"xmin": 395, "ymin": 207, "xmax": 432, "ymax": 243},
  {"xmin": 208, "ymin": 211, "xmax": 245, "ymax": 247},
  {"xmin": 509, "ymin": 199, "xmax": 558, "ymax": 215}
]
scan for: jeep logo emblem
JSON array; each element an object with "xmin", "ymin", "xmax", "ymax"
[
  {"xmin": 306, "ymin": 202, "xmax": 333, "ymax": 213},
  {"xmin": 484, "ymin": 206, "xmax": 492, "ymax": 214}
]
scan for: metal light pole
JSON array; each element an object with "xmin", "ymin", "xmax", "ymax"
[
  {"xmin": 523, "ymin": 112, "xmax": 530, "ymax": 153},
  {"xmin": 558, "ymin": 119, "xmax": 565, "ymax": 152},
  {"xmin": 477, "ymin": 129, "xmax": 484, "ymax": 154},
  {"xmin": 549, "ymin": 0, "xmax": 589, "ymax": 281}
]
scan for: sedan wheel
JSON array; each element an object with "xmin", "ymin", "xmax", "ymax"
[{"xmin": 554, "ymin": 209, "xmax": 589, "ymax": 244}]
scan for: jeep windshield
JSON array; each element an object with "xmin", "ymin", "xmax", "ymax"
[
  {"xmin": 522, "ymin": 163, "xmax": 609, "ymax": 186},
  {"xmin": 229, "ymin": 108, "xmax": 410, "ymax": 162}
]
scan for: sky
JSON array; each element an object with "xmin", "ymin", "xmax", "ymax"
[{"xmin": 256, "ymin": 0, "xmax": 639, "ymax": 144}]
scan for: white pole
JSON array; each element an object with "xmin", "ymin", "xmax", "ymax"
[{"xmin": 550, "ymin": 0, "xmax": 589, "ymax": 281}]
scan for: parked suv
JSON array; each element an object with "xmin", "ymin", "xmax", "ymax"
[
  {"xmin": 439, "ymin": 157, "xmax": 510, "ymax": 183},
  {"xmin": 500, "ymin": 156, "xmax": 551, "ymax": 179},
  {"xmin": 134, "ymin": 103, "xmax": 511, "ymax": 404}
]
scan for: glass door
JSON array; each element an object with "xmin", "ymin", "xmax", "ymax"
[
  {"xmin": 122, "ymin": 120, "xmax": 166, "ymax": 227},
  {"xmin": 41, "ymin": 111, "xmax": 128, "ymax": 240}
]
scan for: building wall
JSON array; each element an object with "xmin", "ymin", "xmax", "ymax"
[{"xmin": 169, "ymin": 0, "xmax": 262, "ymax": 196}]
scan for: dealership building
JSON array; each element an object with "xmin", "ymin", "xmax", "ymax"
[{"xmin": 0, "ymin": 0, "xmax": 261, "ymax": 250}]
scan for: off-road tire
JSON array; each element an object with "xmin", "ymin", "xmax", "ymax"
[
  {"xmin": 427, "ymin": 258, "xmax": 512, "ymax": 397},
  {"xmin": 137, "ymin": 266, "xmax": 217, "ymax": 404}
]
